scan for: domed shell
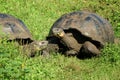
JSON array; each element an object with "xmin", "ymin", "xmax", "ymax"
[
  {"xmin": 48, "ymin": 11, "xmax": 114, "ymax": 47},
  {"xmin": 0, "ymin": 13, "xmax": 32, "ymax": 40}
]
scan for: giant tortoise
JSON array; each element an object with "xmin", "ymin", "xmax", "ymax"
[
  {"xmin": 0, "ymin": 13, "xmax": 48, "ymax": 57},
  {"xmin": 46, "ymin": 11, "xmax": 114, "ymax": 58}
]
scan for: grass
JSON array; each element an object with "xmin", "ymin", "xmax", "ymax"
[{"xmin": 0, "ymin": 0, "xmax": 120, "ymax": 80}]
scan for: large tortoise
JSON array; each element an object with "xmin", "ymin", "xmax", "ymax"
[
  {"xmin": 46, "ymin": 11, "xmax": 114, "ymax": 58},
  {"xmin": 0, "ymin": 13, "xmax": 48, "ymax": 57}
]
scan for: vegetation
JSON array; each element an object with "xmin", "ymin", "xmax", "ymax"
[{"xmin": 0, "ymin": 0, "xmax": 120, "ymax": 80}]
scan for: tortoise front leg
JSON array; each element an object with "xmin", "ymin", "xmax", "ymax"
[{"xmin": 81, "ymin": 41, "xmax": 100, "ymax": 56}]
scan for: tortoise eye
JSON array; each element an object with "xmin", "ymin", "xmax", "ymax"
[{"xmin": 39, "ymin": 41, "xmax": 48, "ymax": 46}]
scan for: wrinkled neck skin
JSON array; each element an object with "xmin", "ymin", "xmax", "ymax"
[{"xmin": 59, "ymin": 33, "xmax": 82, "ymax": 53}]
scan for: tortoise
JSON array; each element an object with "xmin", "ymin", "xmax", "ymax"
[
  {"xmin": 0, "ymin": 13, "xmax": 48, "ymax": 57},
  {"xmin": 46, "ymin": 11, "xmax": 114, "ymax": 58}
]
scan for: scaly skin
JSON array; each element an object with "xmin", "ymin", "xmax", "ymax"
[{"xmin": 82, "ymin": 41, "xmax": 101, "ymax": 56}]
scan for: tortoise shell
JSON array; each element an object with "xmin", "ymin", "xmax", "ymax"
[
  {"xmin": 0, "ymin": 13, "xmax": 33, "ymax": 44},
  {"xmin": 47, "ymin": 11, "xmax": 114, "ymax": 49}
]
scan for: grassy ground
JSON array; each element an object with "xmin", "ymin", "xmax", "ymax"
[{"xmin": 0, "ymin": 0, "xmax": 120, "ymax": 80}]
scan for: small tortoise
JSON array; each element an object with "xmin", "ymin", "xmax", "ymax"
[
  {"xmin": 0, "ymin": 13, "xmax": 48, "ymax": 57},
  {"xmin": 47, "ymin": 11, "xmax": 114, "ymax": 58}
]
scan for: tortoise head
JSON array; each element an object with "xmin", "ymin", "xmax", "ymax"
[
  {"xmin": 31, "ymin": 40, "xmax": 48, "ymax": 51},
  {"xmin": 52, "ymin": 28, "xmax": 65, "ymax": 38},
  {"xmin": 26, "ymin": 40, "xmax": 48, "ymax": 57}
]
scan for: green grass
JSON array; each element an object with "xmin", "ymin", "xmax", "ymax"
[{"xmin": 0, "ymin": 0, "xmax": 120, "ymax": 80}]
